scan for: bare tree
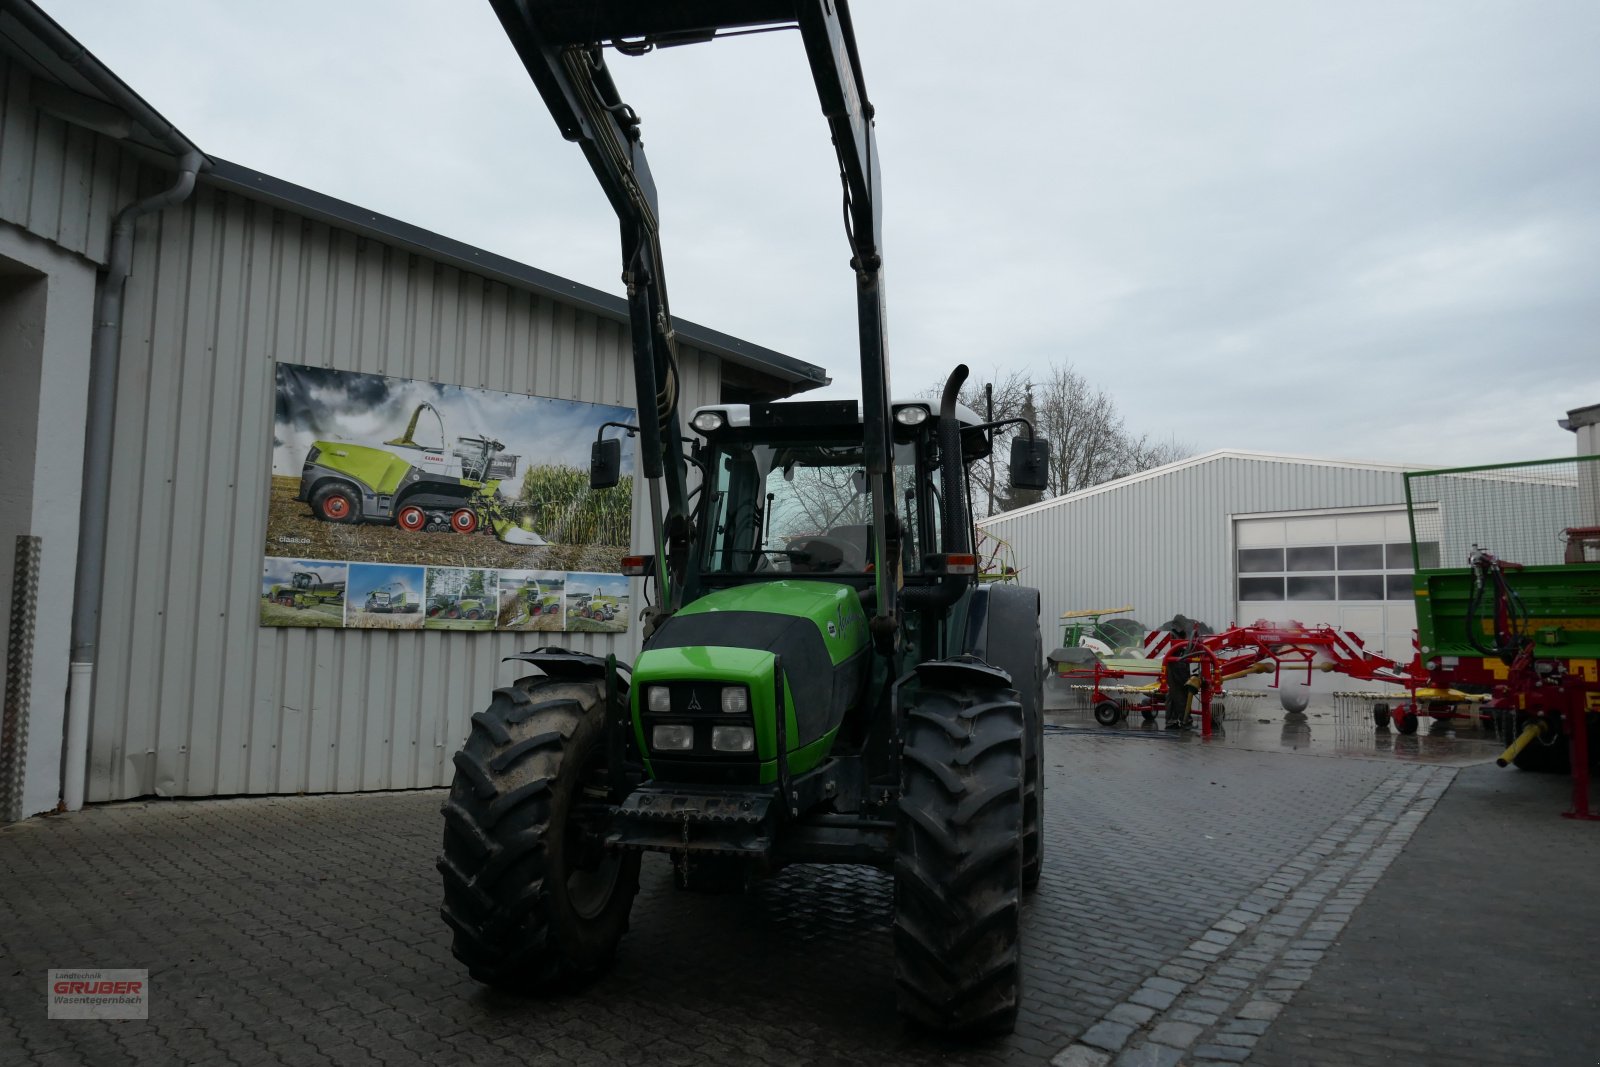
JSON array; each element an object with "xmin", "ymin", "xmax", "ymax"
[
  {"xmin": 922, "ymin": 361, "xmax": 1192, "ymax": 513},
  {"xmin": 921, "ymin": 368, "xmax": 1033, "ymax": 519}
]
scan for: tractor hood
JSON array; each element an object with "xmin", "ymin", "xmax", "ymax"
[
  {"xmin": 666, "ymin": 580, "xmax": 868, "ymax": 664},
  {"xmin": 633, "ymin": 581, "xmax": 871, "ymax": 782}
]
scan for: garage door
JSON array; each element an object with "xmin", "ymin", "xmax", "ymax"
[{"xmin": 1234, "ymin": 509, "xmax": 1437, "ymax": 661}]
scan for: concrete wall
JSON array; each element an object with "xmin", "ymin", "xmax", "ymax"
[{"xmin": 0, "ymin": 221, "xmax": 95, "ymax": 816}]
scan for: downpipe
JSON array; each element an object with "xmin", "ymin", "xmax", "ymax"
[{"xmin": 63, "ymin": 151, "xmax": 204, "ymax": 811}]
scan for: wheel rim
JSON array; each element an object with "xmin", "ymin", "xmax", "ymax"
[
  {"xmin": 397, "ymin": 506, "xmax": 425, "ymax": 531},
  {"xmin": 323, "ymin": 494, "xmax": 351, "ymax": 520},
  {"xmin": 451, "ymin": 508, "xmax": 478, "ymax": 533},
  {"xmin": 565, "ymin": 767, "xmax": 623, "ymax": 920}
]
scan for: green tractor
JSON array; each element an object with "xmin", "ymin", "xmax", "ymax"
[
  {"xmin": 298, "ymin": 401, "xmax": 546, "ymax": 546},
  {"xmin": 440, "ymin": 0, "xmax": 1052, "ymax": 1038},
  {"xmin": 267, "ymin": 570, "xmax": 345, "ymax": 610},
  {"xmin": 364, "ymin": 581, "xmax": 419, "ymax": 614}
]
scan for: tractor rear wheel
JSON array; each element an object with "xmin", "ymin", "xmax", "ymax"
[
  {"xmin": 438, "ymin": 676, "xmax": 639, "ymax": 990},
  {"xmin": 893, "ymin": 683, "xmax": 1024, "ymax": 1038}
]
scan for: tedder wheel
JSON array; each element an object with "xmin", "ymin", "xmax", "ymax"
[
  {"xmin": 1093, "ymin": 702, "xmax": 1123, "ymax": 727},
  {"xmin": 1373, "ymin": 703, "xmax": 1392, "ymax": 730},
  {"xmin": 396, "ymin": 504, "xmax": 427, "ymax": 532},
  {"xmin": 1396, "ymin": 710, "xmax": 1420, "ymax": 735},
  {"xmin": 450, "ymin": 508, "xmax": 479, "ymax": 534},
  {"xmin": 438, "ymin": 676, "xmax": 640, "ymax": 990},
  {"xmin": 894, "ymin": 682, "xmax": 1024, "ymax": 1038},
  {"xmin": 312, "ymin": 484, "xmax": 359, "ymax": 524}
]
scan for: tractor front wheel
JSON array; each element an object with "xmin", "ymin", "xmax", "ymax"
[
  {"xmin": 894, "ymin": 682, "xmax": 1024, "ymax": 1038},
  {"xmin": 438, "ymin": 677, "xmax": 640, "ymax": 990},
  {"xmin": 313, "ymin": 484, "xmax": 359, "ymax": 524}
]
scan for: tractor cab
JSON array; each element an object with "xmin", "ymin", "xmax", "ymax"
[{"xmin": 684, "ymin": 398, "xmax": 991, "ymax": 595}]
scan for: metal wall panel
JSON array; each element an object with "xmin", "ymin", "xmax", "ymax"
[
  {"xmin": 0, "ymin": 53, "xmax": 137, "ymax": 264},
  {"xmin": 88, "ymin": 182, "xmax": 722, "ymax": 801},
  {"xmin": 977, "ymin": 454, "xmax": 1408, "ymax": 650}
]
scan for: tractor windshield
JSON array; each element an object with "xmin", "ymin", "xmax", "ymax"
[{"xmin": 700, "ymin": 439, "xmax": 935, "ymax": 577}]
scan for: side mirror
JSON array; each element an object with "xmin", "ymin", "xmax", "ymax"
[
  {"xmin": 1009, "ymin": 437, "xmax": 1049, "ymax": 491},
  {"xmin": 590, "ymin": 437, "xmax": 622, "ymax": 490}
]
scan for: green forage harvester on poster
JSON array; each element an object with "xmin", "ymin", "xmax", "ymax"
[{"xmin": 261, "ymin": 362, "xmax": 634, "ymax": 632}]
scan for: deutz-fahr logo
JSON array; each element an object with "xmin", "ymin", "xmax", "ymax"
[
  {"xmin": 686, "ymin": 691, "xmax": 703, "ymax": 711},
  {"xmin": 827, "ymin": 602, "xmax": 865, "ymax": 640}
]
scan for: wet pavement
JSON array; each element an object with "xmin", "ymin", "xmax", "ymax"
[
  {"xmin": 2, "ymin": 698, "xmax": 1590, "ymax": 1066},
  {"xmin": 1045, "ymin": 680, "xmax": 1506, "ymax": 768}
]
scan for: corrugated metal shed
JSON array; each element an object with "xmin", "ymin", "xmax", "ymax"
[
  {"xmin": 976, "ymin": 450, "xmax": 1417, "ymax": 646},
  {"xmin": 4, "ymin": 5, "xmax": 830, "ymax": 807},
  {"xmin": 85, "ymin": 178, "xmax": 737, "ymax": 801},
  {"xmin": 0, "ymin": 48, "xmax": 139, "ymax": 263}
]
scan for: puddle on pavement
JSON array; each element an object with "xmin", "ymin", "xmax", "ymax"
[{"xmin": 1044, "ymin": 688, "xmax": 1504, "ymax": 767}]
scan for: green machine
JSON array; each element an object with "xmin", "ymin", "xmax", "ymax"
[
  {"xmin": 298, "ymin": 402, "xmax": 545, "ymax": 545},
  {"xmin": 427, "ymin": 594, "xmax": 490, "ymax": 621},
  {"xmin": 439, "ymin": 0, "xmax": 1052, "ymax": 1037},
  {"xmin": 364, "ymin": 582, "xmax": 419, "ymax": 614},
  {"xmin": 1405, "ymin": 455, "xmax": 1600, "ymax": 791},
  {"xmin": 266, "ymin": 571, "xmax": 345, "ymax": 610}
]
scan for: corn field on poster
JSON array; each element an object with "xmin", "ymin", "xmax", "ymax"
[{"xmin": 262, "ymin": 362, "xmax": 634, "ymax": 632}]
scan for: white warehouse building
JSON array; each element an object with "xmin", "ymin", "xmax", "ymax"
[
  {"xmin": 977, "ymin": 450, "xmax": 1441, "ymax": 665},
  {"xmin": 977, "ymin": 434, "xmax": 1598, "ymax": 671}
]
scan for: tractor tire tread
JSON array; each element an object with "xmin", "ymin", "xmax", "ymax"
[
  {"xmin": 438, "ymin": 677, "xmax": 639, "ymax": 991},
  {"xmin": 894, "ymin": 683, "xmax": 1023, "ymax": 1038}
]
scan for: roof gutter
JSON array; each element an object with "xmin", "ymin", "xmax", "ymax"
[{"xmin": 3, "ymin": 0, "xmax": 208, "ymax": 811}]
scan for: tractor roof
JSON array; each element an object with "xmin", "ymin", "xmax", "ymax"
[{"xmin": 687, "ymin": 400, "xmax": 985, "ymax": 432}]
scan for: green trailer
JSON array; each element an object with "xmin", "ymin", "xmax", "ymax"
[{"xmin": 1406, "ymin": 455, "xmax": 1600, "ymax": 816}]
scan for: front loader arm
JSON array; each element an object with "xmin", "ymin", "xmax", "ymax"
[{"xmin": 486, "ymin": 0, "xmax": 895, "ymax": 628}]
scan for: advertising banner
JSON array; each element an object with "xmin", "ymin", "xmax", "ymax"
[{"xmin": 261, "ymin": 363, "xmax": 633, "ymax": 633}]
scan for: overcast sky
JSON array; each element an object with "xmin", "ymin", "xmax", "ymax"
[{"xmin": 50, "ymin": 0, "xmax": 1599, "ymax": 466}]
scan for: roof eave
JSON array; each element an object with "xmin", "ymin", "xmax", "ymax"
[{"xmin": 202, "ymin": 158, "xmax": 829, "ymax": 393}]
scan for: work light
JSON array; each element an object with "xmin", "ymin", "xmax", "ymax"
[
  {"xmin": 711, "ymin": 725, "xmax": 755, "ymax": 753},
  {"xmin": 690, "ymin": 410, "xmax": 725, "ymax": 433},
  {"xmin": 651, "ymin": 724, "xmax": 694, "ymax": 751}
]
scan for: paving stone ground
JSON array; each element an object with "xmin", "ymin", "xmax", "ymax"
[
  {"xmin": 1251, "ymin": 763, "xmax": 1600, "ymax": 1067},
  {"xmin": 0, "ymin": 724, "xmax": 1585, "ymax": 1066}
]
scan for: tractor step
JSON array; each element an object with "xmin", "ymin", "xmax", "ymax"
[{"xmin": 606, "ymin": 788, "xmax": 777, "ymax": 857}]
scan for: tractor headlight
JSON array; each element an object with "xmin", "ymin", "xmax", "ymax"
[
  {"xmin": 646, "ymin": 685, "xmax": 671, "ymax": 713},
  {"xmin": 894, "ymin": 405, "xmax": 929, "ymax": 426},
  {"xmin": 711, "ymin": 725, "xmax": 755, "ymax": 753},
  {"xmin": 690, "ymin": 410, "xmax": 725, "ymax": 433},
  {"xmin": 651, "ymin": 724, "xmax": 694, "ymax": 751},
  {"xmin": 720, "ymin": 686, "xmax": 749, "ymax": 714}
]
